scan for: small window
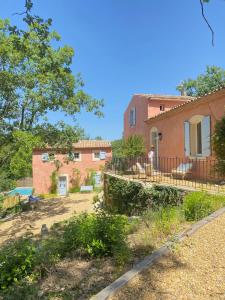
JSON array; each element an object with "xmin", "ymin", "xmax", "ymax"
[
  {"xmin": 41, "ymin": 153, "xmax": 49, "ymax": 162},
  {"xmin": 93, "ymin": 151, "xmax": 100, "ymax": 161},
  {"xmin": 67, "ymin": 151, "xmax": 81, "ymax": 161},
  {"xmin": 129, "ymin": 107, "xmax": 136, "ymax": 127},
  {"xmin": 160, "ymin": 105, "xmax": 165, "ymax": 111},
  {"xmin": 74, "ymin": 152, "xmax": 81, "ymax": 161}
]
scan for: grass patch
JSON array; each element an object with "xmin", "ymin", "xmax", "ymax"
[{"xmin": 183, "ymin": 191, "xmax": 225, "ymax": 221}]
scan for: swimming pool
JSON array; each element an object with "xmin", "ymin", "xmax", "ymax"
[{"xmin": 8, "ymin": 187, "xmax": 33, "ymax": 196}]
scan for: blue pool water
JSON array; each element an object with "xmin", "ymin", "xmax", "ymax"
[{"xmin": 8, "ymin": 187, "xmax": 33, "ymax": 196}]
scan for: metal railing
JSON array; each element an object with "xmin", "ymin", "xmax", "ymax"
[{"xmin": 105, "ymin": 157, "xmax": 225, "ymax": 194}]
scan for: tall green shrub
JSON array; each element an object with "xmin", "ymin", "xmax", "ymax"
[
  {"xmin": 50, "ymin": 171, "xmax": 58, "ymax": 194},
  {"xmin": 213, "ymin": 116, "xmax": 225, "ymax": 176}
]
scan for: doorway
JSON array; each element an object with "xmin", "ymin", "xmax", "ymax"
[
  {"xmin": 150, "ymin": 127, "xmax": 159, "ymax": 169},
  {"xmin": 58, "ymin": 176, "xmax": 68, "ymax": 196}
]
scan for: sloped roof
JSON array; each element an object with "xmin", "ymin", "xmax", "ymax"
[
  {"xmin": 145, "ymin": 86, "xmax": 225, "ymax": 124},
  {"xmin": 133, "ymin": 94, "xmax": 193, "ymax": 101},
  {"xmin": 73, "ymin": 140, "xmax": 111, "ymax": 149},
  {"xmin": 33, "ymin": 140, "xmax": 111, "ymax": 151}
]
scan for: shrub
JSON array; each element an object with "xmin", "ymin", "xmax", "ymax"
[
  {"xmin": 149, "ymin": 185, "xmax": 184, "ymax": 208},
  {"xmin": 183, "ymin": 192, "xmax": 225, "ymax": 221},
  {"xmin": 69, "ymin": 187, "xmax": 80, "ymax": 193},
  {"xmin": 105, "ymin": 175, "xmax": 185, "ymax": 215},
  {"xmin": 62, "ymin": 212, "xmax": 129, "ymax": 264},
  {"xmin": 49, "ymin": 171, "xmax": 58, "ymax": 194},
  {"xmin": 106, "ymin": 176, "xmax": 144, "ymax": 215},
  {"xmin": 0, "ymin": 238, "xmax": 37, "ymax": 290},
  {"xmin": 213, "ymin": 116, "xmax": 225, "ymax": 176}
]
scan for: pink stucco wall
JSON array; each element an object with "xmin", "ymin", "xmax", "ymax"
[
  {"xmin": 123, "ymin": 94, "xmax": 189, "ymax": 152},
  {"xmin": 146, "ymin": 89, "xmax": 225, "ymax": 159},
  {"xmin": 32, "ymin": 147, "xmax": 112, "ymax": 194}
]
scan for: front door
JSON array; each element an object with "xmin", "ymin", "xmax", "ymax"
[{"xmin": 58, "ymin": 176, "xmax": 67, "ymax": 196}]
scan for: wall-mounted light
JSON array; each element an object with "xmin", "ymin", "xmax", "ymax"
[{"xmin": 158, "ymin": 132, "xmax": 162, "ymax": 141}]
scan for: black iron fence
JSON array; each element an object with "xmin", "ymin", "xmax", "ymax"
[{"xmin": 105, "ymin": 157, "xmax": 225, "ymax": 193}]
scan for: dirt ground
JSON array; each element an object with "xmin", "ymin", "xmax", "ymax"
[
  {"xmin": 111, "ymin": 212, "xmax": 225, "ymax": 300},
  {"xmin": 0, "ymin": 193, "xmax": 94, "ymax": 245}
]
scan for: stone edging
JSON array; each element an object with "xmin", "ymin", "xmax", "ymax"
[{"xmin": 90, "ymin": 206, "xmax": 225, "ymax": 300}]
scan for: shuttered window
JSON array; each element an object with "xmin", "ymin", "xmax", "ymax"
[{"xmin": 184, "ymin": 115, "xmax": 211, "ymax": 157}]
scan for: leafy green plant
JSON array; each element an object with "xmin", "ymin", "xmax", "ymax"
[
  {"xmin": 0, "ymin": 238, "xmax": 37, "ymax": 290},
  {"xmin": 49, "ymin": 171, "xmax": 58, "ymax": 194},
  {"xmin": 105, "ymin": 175, "xmax": 184, "ymax": 215},
  {"xmin": 213, "ymin": 116, "xmax": 225, "ymax": 176},
  {"xmin": 106, "ymin": 176, "xmax": 144, "ymax": 215},
  {"xmin": 69, "ymin": 187, "xmax": 80, "ymax": 193},
  {"xmin": 149, "ymin": 185, "xmax": 184, "ymax": 208},
  {"xmin": 183, "ymin": 192, "xmax": 225, "ymax": 221},
  {"xmin": 62, "ymin": 211, "xmax": 129, "ymax": 264}
]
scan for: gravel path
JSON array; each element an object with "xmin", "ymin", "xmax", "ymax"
[
  {"xmin": 0, "ymin": 193, "xmax": 94, "ymax": 245},
  {"xmin": 111, "ymin": 212, "xmax": 225, "ymax": 300}
]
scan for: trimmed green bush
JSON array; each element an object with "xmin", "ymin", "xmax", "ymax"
[{"xmin": 183, "ymin": 192, "xmax": 225, "ymax": 221}]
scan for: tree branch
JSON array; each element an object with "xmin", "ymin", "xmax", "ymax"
[{"xmin": 199, "ymin": 0, "xmax": 215, "ymax": 46}]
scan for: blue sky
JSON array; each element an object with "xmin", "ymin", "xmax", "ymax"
[{"xmin": 1, "ymin": 0, "xmax": 225, "ymax": 140}]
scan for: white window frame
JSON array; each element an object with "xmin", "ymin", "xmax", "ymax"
[
  {"xmin": 92, "ymin": 150, "xmax": 101, "ymax": 161},
  {"xmin": 185, "ymin": 115, "xmax": 211, "ymax": 159},
  {"xmin": 73, "ymin": 151, "xmax": 81, "ymax": 161}
]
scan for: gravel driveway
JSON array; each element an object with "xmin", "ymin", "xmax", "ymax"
[
  {"xmin": 0, "ymin": 192, "xmax": 94, "ymax": 245},
  {"xmin": 111, "ymin": 212, "xmax": 225, "ymax": 300}
]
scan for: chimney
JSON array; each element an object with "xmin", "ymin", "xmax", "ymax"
[{"xmin": 180, "ymin": 81, "xmax": 187, "ymax": 96}]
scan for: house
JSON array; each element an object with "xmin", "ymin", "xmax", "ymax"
[
  {"xmin": 124, "ymin": 94, "xmax": 192, "ymax": 151},
  {"xmin": 145, "ymin": 88, "xmax": 225, "ymax": 161},
  {"xmin": 32, "ymin": 140, "xmax": 112, "ymax": 195}
]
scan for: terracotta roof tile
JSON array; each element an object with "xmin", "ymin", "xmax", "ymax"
[
  {"xmin": 73, "ymin": 140, "xmax": 111, "ymax": 149},
  {"xmin": 133, "ymin": 94, "xmax": 194, "ymax": 101},
  {"xmin": 145, "ymin": 86, "xmax": 225, "ymax": 123}
]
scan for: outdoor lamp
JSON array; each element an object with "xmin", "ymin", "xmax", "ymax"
[{"xmin": 158, "ymin": 132, "xmax": 162, "ymax": 141}]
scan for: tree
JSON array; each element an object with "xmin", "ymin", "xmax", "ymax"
[
  {"xmin": 112, "ymin": 135, "xmax": 146, "ymax": 159},
  {"xmin": 0, "ymin": 0, "xmax": 104, "ymax": 190},
  {"xmin": 122, "ymin": 135, "xmax": 146, "ymax": 158},
  {"xmin": 213, "ymin": 117, "xmax": 225, "ymax": 176},
  {"xmin": 95, "ymin": 136, "xmax": 103, "ymax": 140},
  {"xmin": 0, "ymin": 1, "xmax": 103, "ymax": 134},
  {"xmin": 111, "ymin": 139, "xmax": 125, "ymax": 159},
  {"xmin": 177, "ymin": 66, "xmax": 225, "ymax": 97}
]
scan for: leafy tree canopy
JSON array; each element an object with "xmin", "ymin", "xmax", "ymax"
[
  {"xmin": 177, "ymin": 66, "xmax": 225, "ymax": 97},
  {"xmin": 0, "ymin": 0, "xmax": 103, "ymax": 136},
  {"xmin": 0, "ymin": 0, "xmax": 103, "ymax": 190},
  {"xmin": 112, "ymin": 135, "xmax": 146, "ymax": 159}
]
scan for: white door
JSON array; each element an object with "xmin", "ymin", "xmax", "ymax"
[{"xmin": 58, "ymin": 176, "xmax": 67, "ymax": 196}]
